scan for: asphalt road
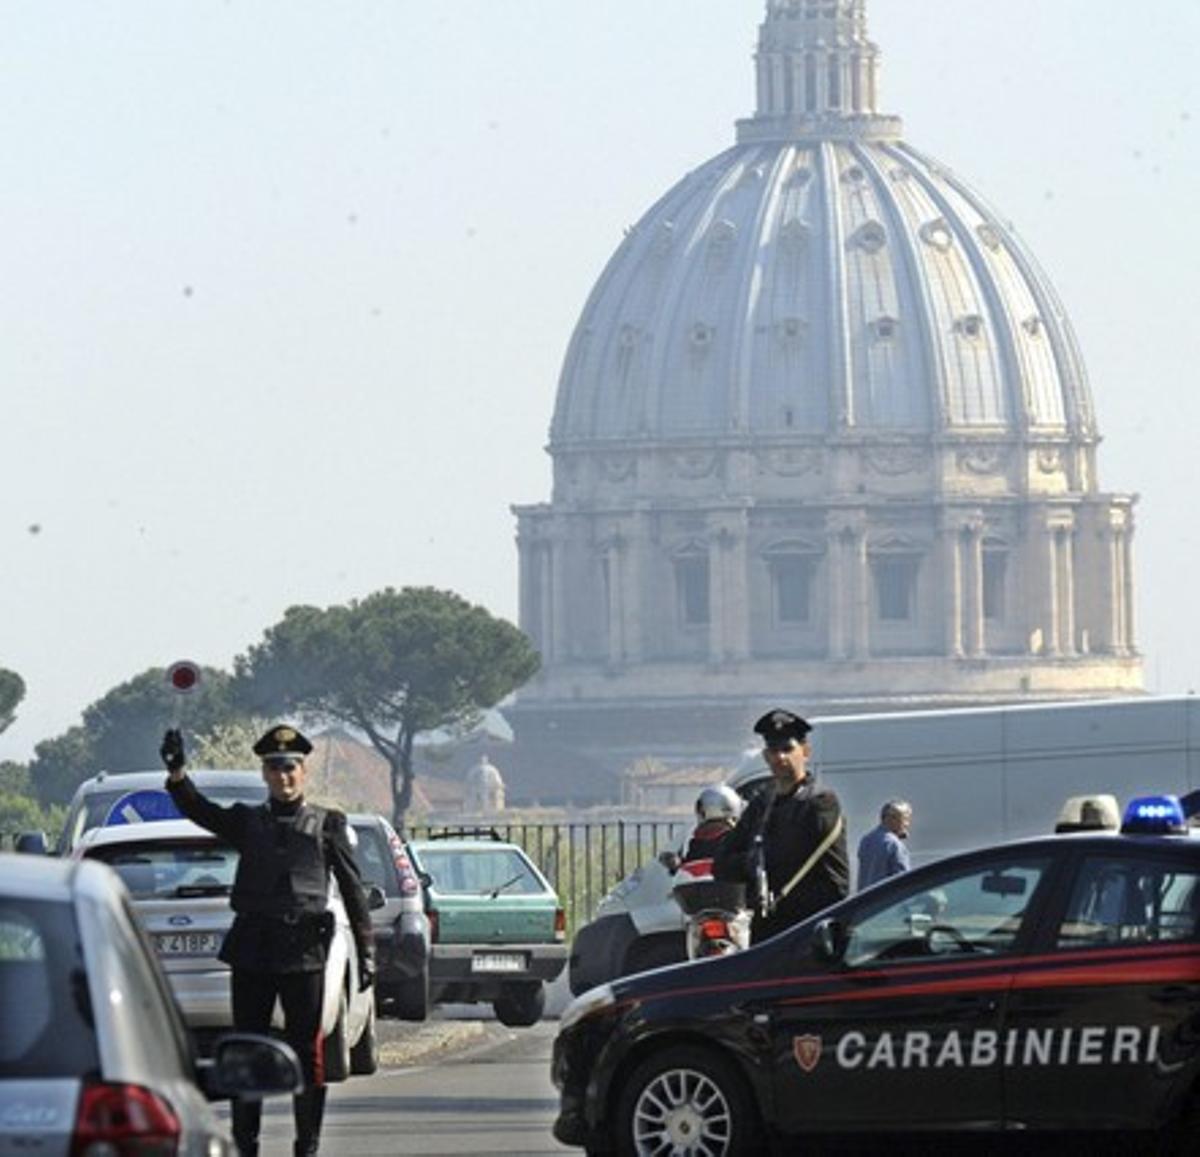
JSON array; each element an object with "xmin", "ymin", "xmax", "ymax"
[{"xmin": 250, "ymin": 1014, "xmax": 572, "ymax": 1156}]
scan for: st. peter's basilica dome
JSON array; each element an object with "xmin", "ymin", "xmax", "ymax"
[{"xmin": 512, "ymin": 0, "xmax": 1141, "ymax": 785}]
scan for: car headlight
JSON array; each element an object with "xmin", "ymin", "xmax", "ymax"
[{"xmin": 560, "ymin": 983, "xmax": 615, "ymax": 1032}]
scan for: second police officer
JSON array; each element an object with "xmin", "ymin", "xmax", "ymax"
[
  {"xmin": 161, "ymin": 723, "xmax": 375, "ymax": 1157},
  {"xmin": 714, "ymin": 709, "xmax": 850, "ymax": 942}
]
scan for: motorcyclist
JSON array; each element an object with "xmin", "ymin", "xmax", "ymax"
[{"xmin": 682, "ymin": 784, "xmax": 744, "ymax": 864}]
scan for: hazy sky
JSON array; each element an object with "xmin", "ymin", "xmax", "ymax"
[{"xmin": 3, "ymin": 0, "xmax": 1198, "ymax": 761}]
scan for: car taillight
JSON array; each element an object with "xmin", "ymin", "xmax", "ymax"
[
  {"xmin": 71, "ymin": 1082, "xmax": 181, "ymax": 1156},
  {"xmin": 699, "ymin": 917, "xmax": 731, "ymax": 941},
  {"xmin": 554, "ymin": 907, "xmax": 566, "ymax": 943},
  {"xmin": 427, "ymin": 908, "xmax": 439, "ymax": 943}
]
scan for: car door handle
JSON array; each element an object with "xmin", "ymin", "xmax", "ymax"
[{"xmin": 953, "ymin": 995, "xmax": 998, "ymax": 1017}]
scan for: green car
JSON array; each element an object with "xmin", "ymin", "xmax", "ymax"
[{"xmin": 406, "ymin": 834, "xmax": 567, "ymax": 1026}]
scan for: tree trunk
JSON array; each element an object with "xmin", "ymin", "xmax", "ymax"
[{"xmin": 391, "ymin": 730, "xmax": 417, "ymax": 833}]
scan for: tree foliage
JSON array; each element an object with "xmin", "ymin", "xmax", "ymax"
[
  {"xmin": 29, "ymin": 666, "xmax": 245, "ymax": 805},
  {"xmin": 0, "ymin": 667, "xmax": 25, "ymax": 734},
  {"xmin": 190, "ymin": 718, "xmax": 271, "ymax": 769},
  {"xmin": 234, "ymin": 587, "xmax": 540, "ymax": 827},
  {"xmin": 0, "ymin": 760, "xmax": 66, "ymax": 841}
]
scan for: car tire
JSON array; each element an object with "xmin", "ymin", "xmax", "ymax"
[
  {"xmin": 613, "ymin": 1044, "xmax": 762, "ymax": 1157},
  {"xmin": 395, "ymin": 970, "xmax": 430, "ymax": 1022},
  {"xmin": 349, "ymin": 1004, "xmax": 379, "ymax": 1076},
  {"xmin": 493, "ymin": 981, "xmax": 545, "ymax": 1027},
  {"xmin": 624, "ymin": 935, "xmax": 685, "ymax": 977},
  {"xmin": 323, "ymin": 988, "xmax": 352, "ymax": 1083}
]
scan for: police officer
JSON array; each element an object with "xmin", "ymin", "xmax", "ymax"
[
  {"xmin": 161, "ymin": 724, "xmax": 375, "ymax": 1157},
  {"xmin": 713, "ymin": 709, "xmax": 850, "ymax": 942}
]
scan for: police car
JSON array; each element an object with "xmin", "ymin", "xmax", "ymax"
[{"xmin": 552, "ymin": 794, "xmax": 1200, "ymax": 1154}]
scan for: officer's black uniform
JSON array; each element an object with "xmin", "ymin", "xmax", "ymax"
[
  {"xmin": 714, "ymin": 710, "xmax": 850, "ymax": 942},
  {"xmin": 163, "ymin": 725, "xmax": 374, "ymax": 1157}
]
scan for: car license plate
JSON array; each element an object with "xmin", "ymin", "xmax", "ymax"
[
  {"xmin": 154, "ymin": 931, "xmax": 222, "ymax": 956},
  {"xmin": 470, "ymin": 952, "xmax": 525, "ymax": 973}
]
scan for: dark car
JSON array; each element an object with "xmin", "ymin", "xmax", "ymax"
[
  {"xmin": 553, "ymin": 795, "xmax": 1200, "ymax": 1155},
  {"xmin": 348, "ymin": 812, "xmax": 432, "ymax": 1021}
]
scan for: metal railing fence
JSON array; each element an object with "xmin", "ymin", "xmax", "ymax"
[{"xmin": 406, "ymin": 819, "xmax": 688, "ymax": 935}]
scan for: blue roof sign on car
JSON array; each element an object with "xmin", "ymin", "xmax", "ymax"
[
  {"xmin": 1120, "ymin": 794, "xmax": 1187, "ymax": 836},
  {"xmin": 104, "ymin": 789, "xmax": 184, "ymax": 826}
]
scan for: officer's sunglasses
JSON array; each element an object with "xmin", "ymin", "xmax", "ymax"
[{"xmin": 262, "ymin": 756, "xmax": 302, "ymax": 773}]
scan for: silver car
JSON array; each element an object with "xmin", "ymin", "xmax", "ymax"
[
  {"xmin": 0, "ymin": 852, "xmax": 300, "ymax": 1156},
  {"xmin": 348, "ymin": 813, "xmax": 431, "ymax": 1020},
  {"xmin": 75, "ymin": 818, "xmax": 380, "ymax": 1080}
]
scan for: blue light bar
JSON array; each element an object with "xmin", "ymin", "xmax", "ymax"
[{"xmin": 1121, "ymin": 794, "xmax": 1187, "ymax": 835}]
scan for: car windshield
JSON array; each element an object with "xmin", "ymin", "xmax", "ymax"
[
  {"xmin": 0, "ymin": 897, "xmax": 99, "ymax": 1078},
  {"xmin": 416, "ymin": 847, "xmax": 544, "ymax": 896},
  {"xmin": 85, "ymin": 839, "xmax": 239, "ymax": 900}
]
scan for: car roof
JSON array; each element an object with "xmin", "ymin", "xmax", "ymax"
[
  {"xmin": 347, "ymin": 812, "xmax": 394, "ymax": 831},
  {"xmin": 0, "ymin": 850, "xmax": 117, "ymax": 901},
  {"xmin": 71, "ymin": 768, "xmax": 262, "ymax": 795},
  {"xmin": 407, "ymin": 838, "xmax": 526, "ymax": 854},
  {"xmin": 75, "ymin": 818, "xmax": 221, "ymax": 851}
]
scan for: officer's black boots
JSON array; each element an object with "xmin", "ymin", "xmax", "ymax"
[
  {"xmin": 293, "ymin": 1085, "xmax": 327, "ymax": 1156},
  {"xmin": 232, "ymin": 1097, "xmax": 262, "ymax": 1157}
]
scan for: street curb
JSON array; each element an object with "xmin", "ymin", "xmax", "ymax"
[{"xmin": 378, "ymin": 1020, "xmax": 486, "ymax": 1067}]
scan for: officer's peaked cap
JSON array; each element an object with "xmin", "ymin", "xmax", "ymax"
[
  {"xmin": 252, "ymin": 724, "xmax": 313, "ymax": 759},
  {"xmin": 753, "ymin": 709, "xmax": 812, "ymax": 748}
]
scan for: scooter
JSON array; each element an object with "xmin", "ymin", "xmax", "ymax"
[{"xmin": 670, "ymin": 857, "xmax": 752, "ymax": 959}]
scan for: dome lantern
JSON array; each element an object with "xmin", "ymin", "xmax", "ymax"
[{"xmin": 741, "ymin": 0, "xmax": 902, "ymax": 143}]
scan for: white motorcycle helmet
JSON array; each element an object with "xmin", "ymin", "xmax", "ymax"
[{"xmin": 695, "ymin": 784, "xmax": 744, "ymax": 824}]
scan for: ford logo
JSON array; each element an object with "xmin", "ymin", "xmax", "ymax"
[{"xmin": 168, "ymin": 915, "xmax": 193, "ymax": 927}]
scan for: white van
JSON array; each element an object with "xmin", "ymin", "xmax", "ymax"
[{"xmin": 568, "ymin": 695, "xmax": 1200, "ymax": 995}]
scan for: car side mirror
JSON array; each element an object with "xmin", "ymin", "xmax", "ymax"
[
  {"xmin": 657, "ymin": 850, "xmax": 682, "ymax": 873},
  {"xmin": 366, "ymin": 884, "xmax": 387, "ymax": 911},
  {"xmin": 15, "ymin": 831, "xmax": 48, "ymax": 855},
  {"xmin": 811, "ymin": 917, "xmax": 848, "ymax": 965},
  {"xmin": 417, "ymin": 871, "xmax": 433, "ymax": 889},
  {"xmin": 198, "ymin": 1033, "xmax": 303, "ymax": 1102}
]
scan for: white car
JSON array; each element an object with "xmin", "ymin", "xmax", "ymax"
[
  {"xmin": 55, "ymin": 768, "xmax": 269, "ymax": 855},
  {"xmin": 75, "ymin": 817, "xmax": 380, "ymax": 1080},
  {"xmin": 0, "ymin": 852, "xmax": 301, "ymax": 1156}
]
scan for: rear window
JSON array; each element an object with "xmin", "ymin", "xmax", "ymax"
[
  {"xmin": 351, "ymin": 824, "xmax": 398, "ymax": 896},
  {"xmin": 60, "ymin": 780, "xmax": 265, "ymax": 853},
  {"xmin": 84, "ymin": 840, "xmax": 238, "ymax": 900},
  {"xmin": 415, "ymin": 847, "xmax": 545, "ymax": 896},
  {"xmin": 0, "ymin": 898, "xmax": 99, "ymax": 1078}
]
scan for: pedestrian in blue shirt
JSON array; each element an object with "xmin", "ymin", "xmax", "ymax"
[{"xmin": 857, "ymin": 800, "xmax": 913, "ymax": 889}]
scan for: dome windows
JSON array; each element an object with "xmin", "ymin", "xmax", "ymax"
[
  {"xmin": 780, "ymin": 218, "xmax": 812, "ymax": 253},
  {"xmin": 955, "ymin": 314, "xmax": 985, "ymax": 340},
  {"xmin": 920, "ymin": 218, "xmax": 954, "ymax": 252},
  {"xmin": 706, "ymin": 219, "xmax": 738, "ymax": 271},
  {"xmin": 976, "ymin": 223, "xmax": 1003, "ymax": 251},
  {"xmin": 870, "ymin": 315, "xmax": 899, "ymax": 341},
  {"xmin": 850, "ymin": 221, "xmax": 888, "ymax": 254},
  {"xmin": 775, "ymin": 316, "xmax": 808, "ymax": 344}
]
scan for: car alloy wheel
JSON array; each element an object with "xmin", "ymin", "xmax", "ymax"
[{"xmin": 615, "ymin": 1045, "xmax": 758, "ymax": 1157}]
